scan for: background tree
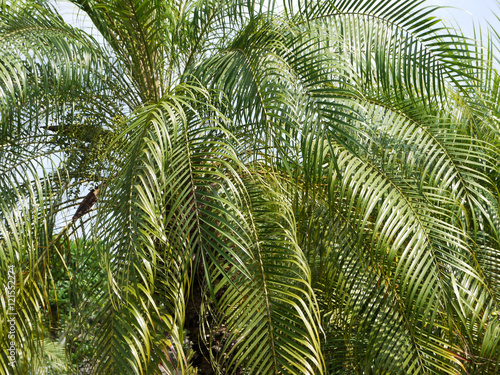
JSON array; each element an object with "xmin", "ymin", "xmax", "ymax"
[{"xmin": 1, "ymin": 0, "xmax": 500, "ymax": 374}]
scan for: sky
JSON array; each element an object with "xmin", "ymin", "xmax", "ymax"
[{"xmin": 431, "ymin": 0, "xmax": 499, "ymax": 37}]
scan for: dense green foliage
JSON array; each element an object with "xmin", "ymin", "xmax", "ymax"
[{"xmin": 1, "ymin": 0, "xmax": 500, "ymax": 373}]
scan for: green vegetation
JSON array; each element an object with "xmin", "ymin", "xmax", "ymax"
[{"xmin": 1, "ymin": 0, "xmax": 500, "ymax": 373}]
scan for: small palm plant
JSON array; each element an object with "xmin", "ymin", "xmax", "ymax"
[{"xmin": 1, "ymin": 0, "xmax": 500, "ymax": 373}]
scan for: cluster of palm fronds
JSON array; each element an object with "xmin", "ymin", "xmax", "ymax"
[{"xmin": 1, "ymin": 0, "xmax": 500, "ymax": 373}]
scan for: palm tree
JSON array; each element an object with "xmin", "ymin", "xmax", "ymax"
[{"xmin": 1, "ymin": 0, "xmax": 500, "ymax": 373}]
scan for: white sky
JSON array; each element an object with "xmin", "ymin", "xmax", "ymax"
[{"xmin": 432, "ymin": 0, "xmax": 499, "ymax": 37}]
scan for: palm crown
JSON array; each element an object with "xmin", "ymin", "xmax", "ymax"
[{"xmin": 1, "ymin": 0, "xmax": 500, "ymax": 373}]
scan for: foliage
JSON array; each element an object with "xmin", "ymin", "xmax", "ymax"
[{"xmin": 1, "ymin": 0, "xmax": 500, "ymax": 374}]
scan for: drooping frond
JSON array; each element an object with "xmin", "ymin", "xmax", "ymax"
[{"xmin": 202, "ymin": 173, "xmax": 324, "ymax": 374}]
